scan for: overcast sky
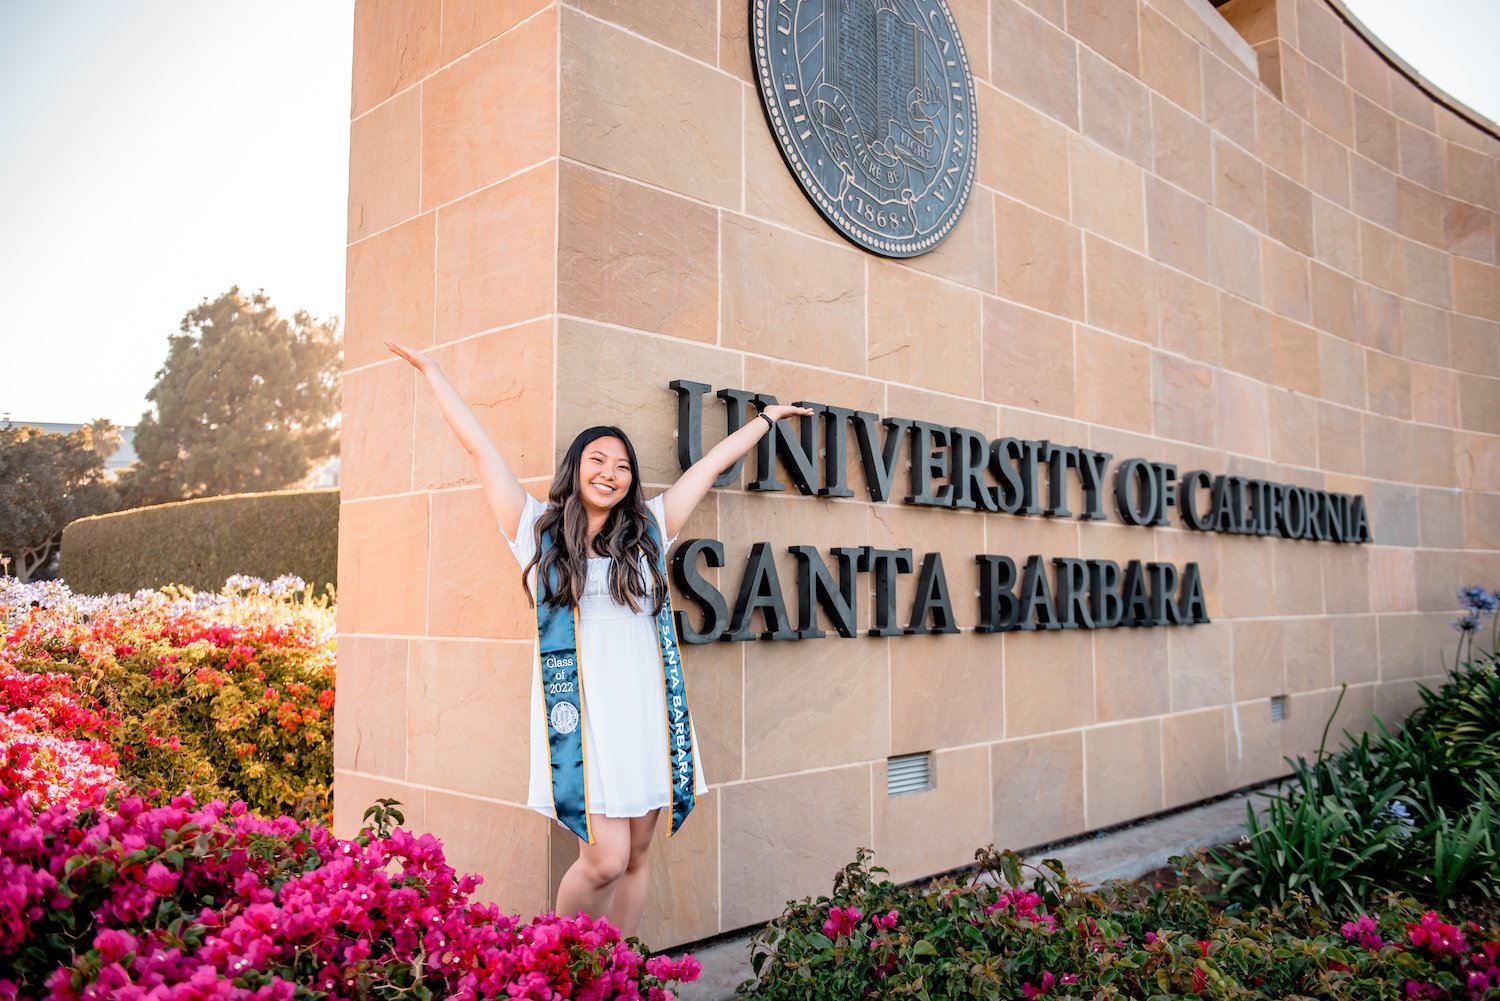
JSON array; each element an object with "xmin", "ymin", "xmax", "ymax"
[{"xmin": 0, "ymin": 0, "xmax": 1494, "ymax": 428}]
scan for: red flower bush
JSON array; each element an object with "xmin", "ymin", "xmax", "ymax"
[
  {"xmin": 0, "ymin": 784, "xmax": 697, "ymax": 999},
  {"xmin": 1, "ymin": 577, "xmax": 334, "ymax": 817}
]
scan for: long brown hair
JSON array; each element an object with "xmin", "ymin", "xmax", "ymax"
[{"xmin": 521, "ymin": 426, "xmax": 667, "ymax": 614}]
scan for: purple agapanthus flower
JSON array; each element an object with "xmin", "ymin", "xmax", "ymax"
[
  {"xmin": 1452, "ymin": 614, "xmax": 1482, "ymax": 634},
  {"xmin": 1457, "ymin": 585, "xmax": 1499, "ymax": 614}
]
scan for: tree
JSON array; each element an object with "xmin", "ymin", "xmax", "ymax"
[
  {"xmin": 0, "ymin": 422, "xmax": 120, "ymax": 581},
  {"xmin": 129, "ymin": 288, "xmax": 341, "ymax": 504}
]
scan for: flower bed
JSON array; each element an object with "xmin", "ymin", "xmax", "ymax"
[
  {"xmin": 0, "ymin": 789, "xmax": 699, "ymax": 999},
  {"xmin": 1, "ymin": 579, "xmax": 700, "ymax": 998},
  {"xmin": 743, "ymin": 848, "xmax": 1500, "ymax": 1000},
  {"xmin": 1205, "ymin": 589, "xmax": 1500, "ymax": 917},
  {"xmin": 0, "ymin": 577, "xmax": 334, "ymax": 818},
  {"xmin": 748, "ymin": 601, "xmax": 1500, "ymax": 1000}
]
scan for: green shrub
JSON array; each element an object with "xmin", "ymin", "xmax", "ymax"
[
  {"xmin": 742, "ymin": 848, "xmax": 1500, "ymax": 1000},
  {"xmin": 1207, "ymin": 661, "xmax": 1500, "ymax": 915},
  {"xmin": 58, "ymin": 489, "xmax": 337, "ymax": 595}
]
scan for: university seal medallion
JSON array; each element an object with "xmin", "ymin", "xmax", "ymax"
[{"xmin": 751, "ymin": 0, "xmax": 977, "ymax": 257}]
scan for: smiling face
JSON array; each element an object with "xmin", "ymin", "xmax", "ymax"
[{"xmin": 576, "ymin": 435, "xmax": 633, "ymax": 517}]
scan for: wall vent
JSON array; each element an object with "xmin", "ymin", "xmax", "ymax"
[
  {"xmin": 1270, "ymin": 694, "xmax": 1288, "ymax": 723},
  {"xmin": 887, "ymin": 752, "xmax": 933, "ymax": 797}
]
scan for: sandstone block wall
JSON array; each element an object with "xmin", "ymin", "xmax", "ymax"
[{"xmin": 339, "ymin": 0, "xmax": 1500, "ymax": 948}]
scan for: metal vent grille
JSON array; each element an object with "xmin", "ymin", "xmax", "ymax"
[
  {"xmin": 1270, "ymin": 695, "xmax": 1288, "ymax": 723},
  {"xmin": 887, "ymin": 752, "xmax": 933, "ymax": 797}
]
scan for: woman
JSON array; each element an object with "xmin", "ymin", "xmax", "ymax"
[{"xmin": 386, "ymin": 340, "xmax": 809, "ymax": 936}]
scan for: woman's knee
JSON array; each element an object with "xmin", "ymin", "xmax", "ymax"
[{"xmin": 578, "ymin": 845, "xmax": 630, "ymax": 887}]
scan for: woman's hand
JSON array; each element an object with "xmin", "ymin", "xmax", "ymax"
[
  {"xmin": 661, "ymin": 401, "xmax": 816, "ymax": 536},
  {"xmin": 384, "ymin": 339, "xmax": 526, "ymax": 536},
  {"xmin": 386, "ymin": 340, "xmax": 437, "ymax": 375},
  {"xmin": 761, "ymin": 404, "xmax": 816, "ymax": 422}
]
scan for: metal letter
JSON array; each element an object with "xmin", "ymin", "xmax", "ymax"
[
  {"xmin": 1114, "ymin": 458, "xmax": 1157, "ymax": 527},
  {"xmin": 727, "ymin": 542, "xmax": 798, "ymax": 641},
  {"xmin": 1076, "ymin": 448, "xmax": 1112, "ymax": 521},
  {"xmin": 906, "ymin": 421, "xmax": 951, "ymax": 507},
  {"xmin": 975, "ymin": 554, "xmax": 1020, "ymax": 632},
  {"xmin": 790, "ymin": 544, "xmax": 860, "ymax": 638},
  {"xmin": 851, "ymin": 412, "xmax": 914, "ymax": 503},
  {"xmin": 906, "ymin": 552, "xmax": 959, "ymax": 634},
  {"xmin": 1052, "ymin": 557, "xmax": 1093, "ymax": 629},
  {"xmin": 860, "ymin": 546, "xmax": 913, "ymax": 636},
  {"xmin": 948, "ymin": 426, "xmax": 996, "ymax": 511},
  {"xmin": 670, "ymin": 538, "xmax": 728, "ymax": 644},
  {"xmin": 1018, "ymin": 554, "xmax": 1059, "ymax": 631}
]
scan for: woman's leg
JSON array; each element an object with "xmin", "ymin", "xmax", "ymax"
[
  {"xmin": 555, "ymin": 815, "xmax": 631, "ymax": 920},
  {"xmin": 604, "ymin": 809, "xmax": 660, "ymax": 938}
]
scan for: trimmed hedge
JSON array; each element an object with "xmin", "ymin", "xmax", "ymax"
[{"xmin": 58, "ymin": 489, "xmax": 338, "ymax": 595}]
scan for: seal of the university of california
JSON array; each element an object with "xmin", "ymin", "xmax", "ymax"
[
  {"xmin": 549, "ymin": 700, "xmax": 580, "ymax": 735},
  {"xmin": 751, "ymin": 0, "xmax": 977, "ymax": 257}
]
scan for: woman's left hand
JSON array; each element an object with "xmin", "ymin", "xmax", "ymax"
[{"xmin": 761, "ymin": 404, "xmax": 816, "ymax": 422}]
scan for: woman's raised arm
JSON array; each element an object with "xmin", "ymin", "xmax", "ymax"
[
  {"xmin": 386, "ymin": 341, "xmax": 530, "ymax": 538},
  {"xmin": 660, "ymin": 403, "xmax": 814, "ymax": 538}
]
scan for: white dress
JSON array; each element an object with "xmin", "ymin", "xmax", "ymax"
[{"xmin": 503, "ymin": 493, "xmax": 709, "ymax": 823}]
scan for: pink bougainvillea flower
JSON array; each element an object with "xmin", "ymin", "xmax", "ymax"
[
  {"xmin": 1404, "ymin": 980, "xmax": 1443, "ymax": 1000},
  {"xmin": 1021, "ymin": 971, "xmax": 1058, "ymax": 999},
  {"xmin": 1408, "ymin": 911, "xmax": 1469, "ymax": 957},
  {"xmin": 1340, "ymin": 914, "xmax": 1386, "ymax": 951},
  {"xmin": 821, "ymin": 905, "xmax": 863, "ymax": 940}
]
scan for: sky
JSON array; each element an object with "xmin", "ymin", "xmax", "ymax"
[
  {"xmin": 0, "ymin": 0, "xmax": 1494, "ymax": 428},
  {"xmin": 0, "ymin": 1, "xmax": 354, "ymax": 428}
]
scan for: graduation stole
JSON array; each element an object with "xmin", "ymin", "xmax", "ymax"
[{"xmin": 534, "ymin": 506, "xmax": 696, "ymax": 844}]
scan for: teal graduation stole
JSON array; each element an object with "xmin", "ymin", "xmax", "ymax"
[{"xmin": 534, "ymin": 507, "xmax": 697, "ymax": 844}]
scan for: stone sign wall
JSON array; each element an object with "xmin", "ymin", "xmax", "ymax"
[{"xmin": 338, "ymin": 0, "xmax": 1500, "ymax": 948}]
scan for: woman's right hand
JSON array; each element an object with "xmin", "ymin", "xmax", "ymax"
[{"xmin": 386, "ymin": 340, "xmax": 437, "ymax": 375}]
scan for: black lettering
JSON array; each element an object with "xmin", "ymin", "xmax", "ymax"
[
  {"xmin": 1150, "ymin": 463, "xmax": 1177, "ymax": 527},
  {"xmin": 727, "ymin": 543, "xmax": 797, "ymax": 641},
  {"xmin": 988, "ymin": 438, "xmax": 1026, "ymax": 514},
  {"xmin": 1270, "ymin": 483, "xmax": 1289, "ymax": 537},
  {"xmin": 1114, "ymin": 458, "xmax": 1158, "ymax": 526},
  {"xmin": 1088, "ymin": 559, "xmax": 1124, "ymax": 628},
  {"xmin": 752, "ymin": 394, "xmax": 821, "ymax": 495},
  {"xmin": 975, "ymin": 554, "xmax": 1020, "ymax": 632},
  {"xmin": 1227, "ymin": 477, "xmax": 1249, "ymax": 534},
  {"xmin": 670, "ymin": 381, "xmax": 748, "ymax": 487},
  {"xmin": 906, "ymin": 553, "xmax": 959, "ymax": 634},
  {"xmin": 1076, "ymin": 449, "xmax": 1113, "ymax": 521},
  {"xmin": 1042, "ymin": 443, "xmax": 1080, "ymax": 518},
  {"xmin": 1178, "ymin": 562, "xmax": 1210, "ymax": 623},
  {"xmin": 851, "ymin": 412, "xmax": 914, "ymax": 503},
  {"xmin": 906, "ymin": 421, "xmax": 951, "ymax": 507},
  {"xmin": 819, "ymin": 406, "xmax": 858, "ymax": 498},
  {"xmin": 1149, "ymin": 562, "xmax": 1180, "ymax": 624},
  {"xmin": 1122, "ymin": 559, "xmax": 1155, "ymax": 626},
  {"xmin": 790, "ymin": 545, "xmax": 861, "ymax": 639},
  {"xmin": 1179, "ymin": 470, "xmax": 1213, "ymax": 531},
  {"xmin": 1210, "ymin": 475, "xmax": 1235, "ymax": 533},
  {"xmin": 1053, "ymin": 557, "xmax": 1093, "ymax": 629},
  {"xmin": 860, "ymin": 547, "xmax": 913, "ymax": 637},
  {"xmin": 1328, "ymin": 493, "xmax": 1349, "ymax": 543},
  {"xmin": 1246, "ymin": 480, "xmax": 1271, "ymax": 536},
  {"xmin": 1018, "ymin": 554, "xmax": 1059, "ymax": 630},
  {"xmin": 1284, "ymin": 486, "xmax": 1308, "ymax": 540},
  {"xmin": 949, "ymin": 427, "xmax": 996, "ymax": 512},
  {"xmin": 1350, "ymin": 495, "xmax": 1372, "ymax": 542},
  {"xmin": 1015, "ymin": 440, "xmax": 1048, "ymax": 516},
  {"xmin": 670, "ymin": 538, "xmax": 728, "ymax": 643}
]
